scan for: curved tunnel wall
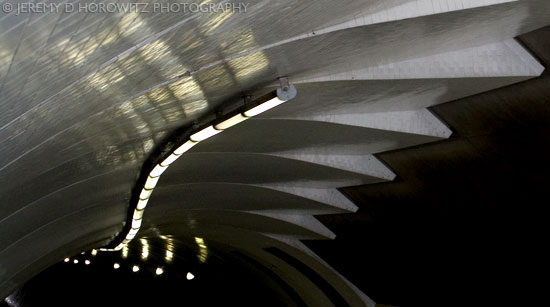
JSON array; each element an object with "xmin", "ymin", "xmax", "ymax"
[{"xmin": 1, "ymin": 0, "xmax": 550, "ymax": 305}]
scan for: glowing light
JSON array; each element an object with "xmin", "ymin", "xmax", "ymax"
[
  {"xmin": 140, "ymin": 188, "xmax": 153, "ymax": 200},
  {"xmin": 132, "ymin": 219, "xmax": 142, "ymax": 229},
  {"xmin": 156, "ymin": 267, "xmax": 164, "ymax": 275},
  {"xmin": 133, "ymin": 210, "xmax": 144, "ymax": 220},
  {"xmin": 165, "ymin": 237, "xmax": 174, "ymax": 263},
  {"xmin": 85, "ymin": 260, "xmax": 91, "ymax": 265},
  {"xmin": 144, "ymin": 176, "xmax": 160, "ymax": 190},
  {"xmin": 99, "ymin": 83, "xmax": 296, "ymax": 252},
  {"xmin": 243, "ymin": 97, "xmax": 286, "ymax": 117},
  {"xmin": 73, "ymin": 259, "xmax": 79, "ymax": 264},
  {"xmin": 141, "ymin": 238, "xmax": 149, "ymax": 260},
  {"xmin": 136, "ymin": 198, "xmax": 149, "ymax": 210},
  {"xmin": 128, "ymin": 228, "xmax": 139, "ymax": 236},
  {"xmin": 132, "ymin": 265, "xmax": 140, "ymax": 272},
  {"xmin": 122, "ymin": 246, "xmax": 129, "ymax": 259},
  {"xmin": 174, "ymin": 140, "xmax": 198, "ymax": 155},
  {"xmin": 91, "ymin": 249, "xmax": 97, "ymax": 256},
  {"xmin": 150, "ymin": 164, "xmax": 168, "ymax": 177},
  {"xmin": 189, "ymin": 126, "xmax": 222, "ymax": 142},
  {"xmin": 195, "ymin": 237, "xmax": 208, "ymax": 263},
  {"xmin": 113, "ymin": 263, "xmax": 120, "ymax": 269},
  {"xmin": 186, "ymin": 272, "xmax": 195, "ymax": 280},
  {"xmin": 165, "ymin": 250, "xmax": 174, "ymax": 263},
  {"xmin": 214, "ymin": 113, "xmax": 248, "ymax": 130},
  {"xmin": 160, "ymin": 153, "xmax": 181, "ymax": 167},
  {"xmin": 64, "ymin": 258, "xmax": 70, "ymax": 262}
]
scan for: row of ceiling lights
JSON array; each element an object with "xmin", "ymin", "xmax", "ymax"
[{"xmin": 62, "ymin": 256, "xmax": 195, "ymax": 280}]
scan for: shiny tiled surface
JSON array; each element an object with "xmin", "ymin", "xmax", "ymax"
[{"xmin": 1, "ymin": 0, "xmax": 549, "ymax": 305}]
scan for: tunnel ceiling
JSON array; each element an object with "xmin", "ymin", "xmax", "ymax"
[{"xmin": 1, "ymin": 1, "xmax": 550, "ymax": 305}]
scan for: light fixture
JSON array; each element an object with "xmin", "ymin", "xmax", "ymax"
[
  {"xmin": 156, "ymin": 267, "xmax": 164, "ymax": 275},
  {"xmin": 100, "ymin": 78, "xmax": 296, "ymax": 252},
  {"xmin": 165, "ymin": 250, "xmax": 173, "ymax": 263},
  {"xmin": 149, "ymin": 164, "xmax": 168, "ymax": 177},
  {"xmin": 189, "ymin": 125, "xmax": 222, "ymax": 142},
  {"xmin": 133, "ymin": 210, "xmax": 144, "ymax": 220},
  {"xmin": 73, "ymin": 259, "xmax": 79, "ymax": 264},
  {"xmin": 243, "ymin": 82, "xmax": 296, "ymax": 117},
  {"xmin": 214, "ymin": 113, "xmax": 248, "ymax": 130},
  {"xmin": 131, "ymin": 219, "xmax": 142, "ymax": 229},
  {"xmin": 141, "ymin": 238, "xmax": 149, "ymax": 260},
  {"xmin": 122, "ymin": 246, "xmax": 129, "ymax": 259},
  {"xmin": 91, "ymin": 249, "xmax": 97, "ymax": 256},
  {"xmin": 160, "ymin": 153, "xmax": 181, "ymax": 166},
  {"xmin": 136, "ymin": 198, "xmax": 149, "ymax": 210},
  {"xmin": 139, "ymin": 188, "xmax": 153, "ymax": 200},
  {"xmin": 186, "ymin": 272, "xmax": 195, "ymax": 280},
  {"xmin": 144, "ymin": 176, "xmax": 159, "ymax": 190},
  {"xmin": 165, "ymin": 237, "xmax": 174, "ymax": 263},
  {"xmin": 173, "ymin": 140, "xmax": 198, "ymax": 155},
  {"xmin": 132, "ymin": 265, "xmax": 140, "ymax": 272},
  {"xmin": 195, "ymin": 237, "xmax": 208, "ymax": 263},
  {"xmin": 113, "ymin": 263, "xmax": 120, "ymax": 269},
  {"xmin": 64, "ymin": 258, "xmax": 70, "ymax": 262},
  {"xmin": 85, "ymin": 260, "xmax": 91, "ymax": 265},
  {"xmin": 243, "ymin": 96, "xmax": 285, "ymax": 117},
  {"xmin": 128, "ymin": 228, "xmax": 139, "ymax": 238}
]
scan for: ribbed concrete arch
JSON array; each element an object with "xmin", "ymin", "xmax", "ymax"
[
  {"xmin": 1, "ymin": 0, "xmax": 549, "ymax": 305},
  {"xmin": 150, "ymin": 183, "xmax": 357, "ymax": 214}
]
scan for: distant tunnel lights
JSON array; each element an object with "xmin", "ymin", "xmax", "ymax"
[
  {"xmin": 102, "ymin": 78, "xmax": 296, "ymax": 251},
  {"xmin": 186, "ymin": 272, "xmax": 195, "ymax": 280}
]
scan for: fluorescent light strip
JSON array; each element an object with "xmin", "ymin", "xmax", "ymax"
[
  {"xmin": 139, "ymin": 188, "xmax": 153, "ymax": 200},
  {"xmin": 102, "ymin": 85, "xmax": 296, "ymax": 252},
  {"xmin": 133, "ymin": 209, "xmax": 144, "ymax": 220},
  {"xmin": 160, "ymin": 153, "xmax": 181, "ymax": 166},
  {"xmin": 189, "ymin": 125, "xmax": 223, "ymax": 142},
  {"xmin": 144, "ymin": 176, "xmax": 159, "ymax": 190},
  {"xmin": 131, "ymin": 219, "xmax": 142, "ymax": 229},
  {"xmin": 174, "ymin": 140, "xmax": 198, "ymax": 155},
  {"xmin": 150, "ymin": 164, "xmax": 168, "ymax": 177},
  {"xmin": 214, "ymin": 113, "xmax": 248, "ymax": 130},
  {"xmin": 243, "ymin": 96, "xmax": 286, "ymax": 117},
  {"xmin": 136, "ymin": 198, "xmax": 149, "ymax": 210}
]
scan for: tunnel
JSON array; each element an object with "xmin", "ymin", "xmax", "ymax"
[{"xmin": 1, "ymin": 1, "xmax": 549, "ymax": 306}]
